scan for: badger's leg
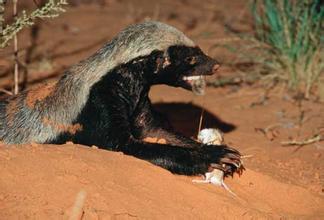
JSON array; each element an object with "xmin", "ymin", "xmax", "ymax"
[
  {"xmin": 92, "ymin": 97, "xmax": 243, "ymax": 175},
  {"xmin": 131, "ymin": 97, "xmax": 209, "ymax": 148},
  {"xmin": 122, "ymin": 138, "xmax": 242, "ymax": 175},
  {"xmin": 96, "ymin": 112, "xmax": 242, "ymax": 175}
]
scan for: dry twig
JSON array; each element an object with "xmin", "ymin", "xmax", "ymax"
[
  {"xmin": 13, "ymin": 0, "xmax": 19, "ymax": 95},
  {"xmin": 0, "ymin": 88, "xmax": 13, "ymax": 96},
  {"xmin": 0, "ymin": 0, "xmax": 68, "ymax": 48},
  {"xmin": 281, "ymin": 134, "xmax": 323, "ymax": 147}
]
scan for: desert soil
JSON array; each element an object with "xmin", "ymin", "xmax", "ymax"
[{"xmin": 0, "ymin": 0, "xmax": 323, "ymax": 219}]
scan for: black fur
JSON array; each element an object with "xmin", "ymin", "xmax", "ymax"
[{"xmin": 52, "ymin": 46, "xmax": 243, "ymax": 175}]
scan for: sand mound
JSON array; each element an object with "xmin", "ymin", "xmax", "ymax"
[{"xmin": 0, "ymin": 144, "xmax": 323, "ymax": 219}]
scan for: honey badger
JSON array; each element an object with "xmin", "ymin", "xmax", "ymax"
[{"xmin": 0, "ymin": 21, "xmax": 243, "ymax": 175}]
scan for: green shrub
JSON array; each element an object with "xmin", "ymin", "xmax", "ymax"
[
  {"xmin": 252, "ymin": 0, "xmax": 323, "ymax": 98},
  {"xmin": 0, "ymin": 0, "xmax": 68, "ymax": 48},
  {"xmin": 214, "ymin": 0, "xmax": 323, "ymax": 99}
]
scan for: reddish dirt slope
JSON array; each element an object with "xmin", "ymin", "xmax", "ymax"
[
  {"xmin": 0, "ymin": 144, "xmax": 323, "ymax": 219},
  {"xmin": 1, "ymin": 0, "xmax": 324, "ymax": 219}
]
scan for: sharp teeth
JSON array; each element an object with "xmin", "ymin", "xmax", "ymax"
[{"xmin": 183, "ymin": 76, "xmax": 203, "ymax": 81}]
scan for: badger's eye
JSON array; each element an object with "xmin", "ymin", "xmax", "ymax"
[{"xmin": 185, "ymin": 56, "xmax": 197, "ymax": 65}]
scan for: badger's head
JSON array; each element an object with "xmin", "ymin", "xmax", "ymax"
[
  {"xmin": 101, "ymin": 21, "xmax": 220, "ymax": 95},
  {"xmin": 151, "ymin": 45, "xmax": 220, "ymax": 95}
]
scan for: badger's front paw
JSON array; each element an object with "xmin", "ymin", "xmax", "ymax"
[{"xmin": 204, "ymin": 145, "xmax": 244, "ymax": 176}]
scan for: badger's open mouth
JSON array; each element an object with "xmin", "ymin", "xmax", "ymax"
[
  {"xmin": 182, "ymin": 75, "xmax": 206, "ymax": 96},
  {"xmin": 179, "ymin": 63, "xmax": 219, "ymax": 95}
]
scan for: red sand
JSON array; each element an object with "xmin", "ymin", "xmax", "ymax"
[
  {"xmin": 1, "ymin": 0, "xmax": 323, "ymax": 219},
  {"xmin": 0, "ymin": 143, "xmax": 323, "ymax": 219}
]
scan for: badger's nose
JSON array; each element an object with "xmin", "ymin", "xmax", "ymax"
[{"xmin": 212, "ymin": 64, "xmax": 220, "ymax": 73}]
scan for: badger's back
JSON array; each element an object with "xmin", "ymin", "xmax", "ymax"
[{"xmin": 0, "ymin": 21, "xmax": 195, "ymax": 144}]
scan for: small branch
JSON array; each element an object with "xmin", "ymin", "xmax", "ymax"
[
  {"xmin": 281, "ymin": 134, "xmax": 323, "ymax": 147},
  {"xmin": 0, "ymin": 0, "xmax": 68, "ymax": 48},
  {"xmin": 13, "ymin": 0, "xmax": 19, "ymax": 95},
  {"xmin": 0, "ymin": 88, "xmax": 13, "ymax": 96},
  {"xmin": 197, "ymin": 108, "xmax": 204, "ymax": 138}
]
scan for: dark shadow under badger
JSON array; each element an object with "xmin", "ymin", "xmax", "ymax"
[{"xmin": 0, "ymin": 21, "xmax": 243, "ymax": 175}]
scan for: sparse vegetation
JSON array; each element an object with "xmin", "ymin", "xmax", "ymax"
[
  {"xmin": 0, "ymin": 0, "xmax": 68, "ymax": 48},
  {"xmin": 214, "ymin": 0, "xmax": 324, "ymax": 99},
  {"xmin": 0, "ymin": 0, "xmax": 67, "ymax": 95}
]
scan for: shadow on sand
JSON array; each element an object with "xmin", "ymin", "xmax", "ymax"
[{"xmin": 153, "ymin": 102, "xmax": 236, "ymax": 138}]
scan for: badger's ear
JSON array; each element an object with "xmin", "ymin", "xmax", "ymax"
[
  {"xmin": 154, "ymin": 54, "xmax": 171, "ymax": 74},
  {"xmin": 162, "ymin": 56, "xmax": 171, "ymax": 68},
  {"xmin": 161, "ymin": 50, "xmax": 171, "ymax": 68}
]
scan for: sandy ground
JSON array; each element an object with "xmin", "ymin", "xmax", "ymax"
[
  {"xmin": 0, "ymin": 0, "xmax": 324, "ymax": 219},
  {"xmin": 0, "ymin": 143, "xmax": 323, "ymax": 219}
]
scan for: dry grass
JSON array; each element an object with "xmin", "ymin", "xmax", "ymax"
[{"xmin": 211, "ymin": 0, "xmax": 324, "ymax": 99}]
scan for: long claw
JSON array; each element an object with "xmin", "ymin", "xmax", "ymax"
[
  {"xmin": 222, "ymin": 146, "xmax": 241, "ymax": 155},
  {"xmin": 206, "ymin": 144, "xmax": 245, "ymax": 177},
  {"xmin": 220, "ymin": 157, "xmax": 240, "ymax": 167},
  {"xmin": 210, "ymin": 163, "xmax": 229, "ymax": 173}
]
